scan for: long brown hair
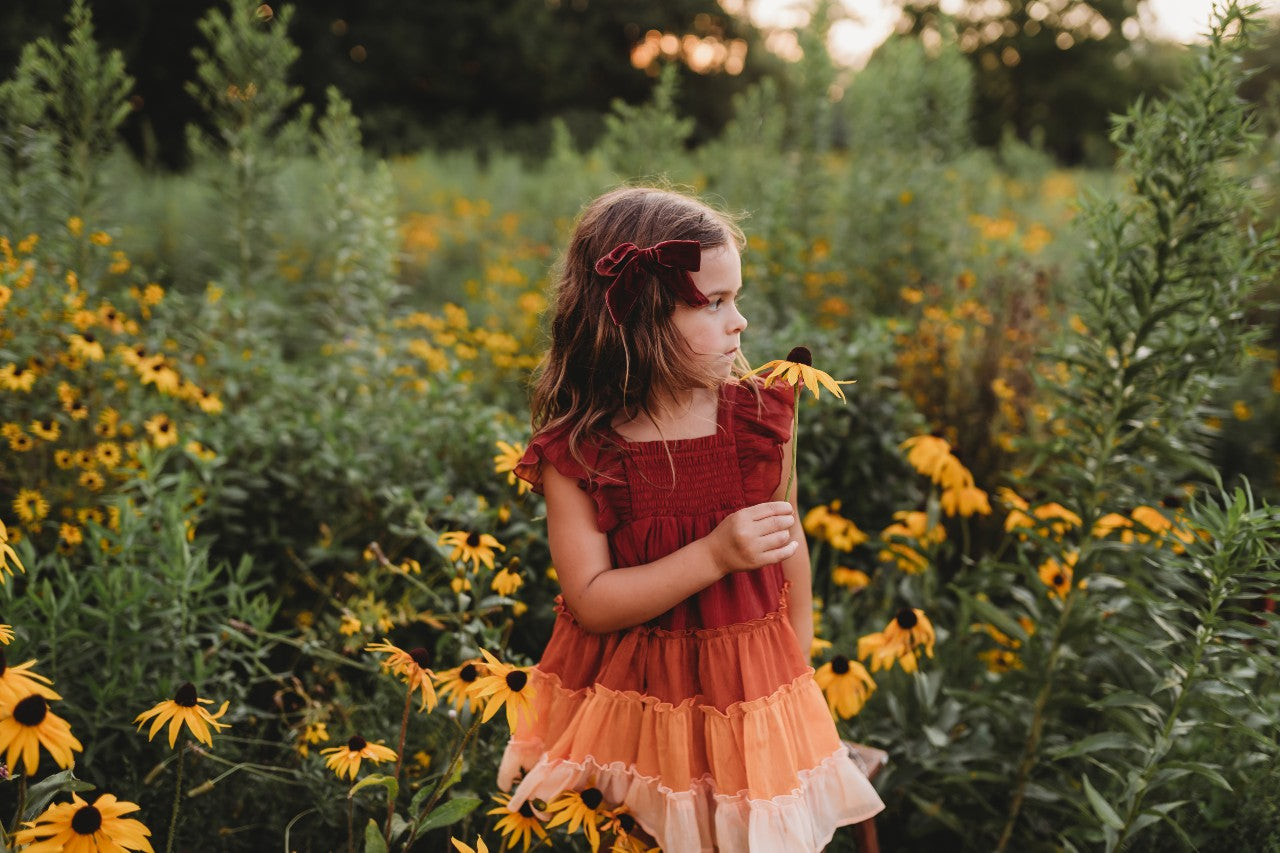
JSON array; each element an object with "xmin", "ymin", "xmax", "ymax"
[{"xmin": 529, "ymin": 186, "xmax": 746, "ymax": 470}]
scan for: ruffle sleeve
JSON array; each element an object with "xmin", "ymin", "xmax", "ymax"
[
  {"xmin": 514, "ymin": 426, "xmax": 628, "ymax": 534},
  {"xmin": 728, "ymin": 378, "xmax": 796, "ymax": 503}
]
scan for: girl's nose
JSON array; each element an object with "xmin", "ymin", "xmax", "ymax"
[{"xmin": 731, "ymin": 305, "xmax": 748, "ymax": 333}]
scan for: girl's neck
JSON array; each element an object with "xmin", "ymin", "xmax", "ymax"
[{"xmin": 612, "ymin": 385, "xmax": 720, "ymax": 442}]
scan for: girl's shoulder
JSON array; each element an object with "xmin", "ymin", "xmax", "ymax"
[
  {"xmin": 513, "ymin": 420, "xmax": 617, "ymax": 496},
  {"xmin": 725, "ymin": 377, "xmax": 796, "ymax": 445}
]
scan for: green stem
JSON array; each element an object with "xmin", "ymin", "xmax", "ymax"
[
  {"xmin": 7, "ymin": 775, "xmax": 28, "ymax": 842},
  {"xmin": 403, "ymin": 713, "xmax": 484, "ymax": 851},
  {"xmin": 384, "ymin": 687, "xmax": 413, "ymax": 841},
  {"xmin": 347, "ymin": 795, "xmax": 355, "ymax": 853},
  {"xmin": 785, "ymin": 386, "xmax": 800, "ymax": 502},
  {"xmin": 165, "ymin": 742, "xmax": 186, "ymax": 853}
]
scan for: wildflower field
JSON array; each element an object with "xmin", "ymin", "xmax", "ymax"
[{"xmin": 2, "ymin": 1, "xmax": 1279, "ymax": 851}]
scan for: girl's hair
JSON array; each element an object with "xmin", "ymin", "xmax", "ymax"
[{"xmin": 529, "ymin": 186, "xmax": 746, "ymax": 465}]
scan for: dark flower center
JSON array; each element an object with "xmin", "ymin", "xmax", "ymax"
[
  {"xmin": 408, "ymin": 647, "xmax": 431, "ymax": 669},
  {"xmin": 506, "ymin": 670, "xmax": 528, "ymax": 692},
  {"xmin": 174, "ymin": 683, "xmax": 198, "ymax": 707},
  {"xmin": 1053, "ymin": 573, "xmax": 1065, "ymax": 587},
  {"xmin": 831, "ymin": 655, "xmax": 850, "ymax": 675},
  {"xmin": 13, "ymin": 695, "xmax": 48, "ymax": 726},
  {"xmin": 0, "ymin": 647, "xmax": 7, "ymax": 675},
  {"xmin": 518, "ymin": 801, "xmax": 535, "ymax": 818},
  {"xmin": 82, "ymin": 333, "xmax": 96, "ymax": 344},
  {"xmin": 348, "ymin": 735, "xmax": 367, "ymax": 751},
  {"xmin": 785, "ymin": 346, "xmax": 812, "ymax": 366},
  {"xmin": 70, "ymin": 805, "xmax": 103, "ymax": 835},
  {"xmin": 895, "ymin": 608, "xmax": 918, "ymax": 629},
  {"xmin": 618, "ymin": 813, "xmax": 636, "ymax": 833},
  {"xmin": 1161, "ymin": 494, "xmax": 1183, "ymax": 509},
  {"xmin": 466, "ymin": 532, "xmax": 481, "ymax": 547},
  {"xmin": 459, "ymin": 663, "xmax": 478, "ymax": 683},
  {"xmin": 580, "ymin": 787, "xmax": 603, "ymax": 810}
]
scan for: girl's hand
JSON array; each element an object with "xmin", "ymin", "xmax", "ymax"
[{"xmin": 708, "ymin": 501, "xmax": 799, "ymax": 574}]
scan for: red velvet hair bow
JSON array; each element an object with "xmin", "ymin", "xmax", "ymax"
[{"xmin": 593, "ymin": 240, "xmax": 706, "ymax": 326}]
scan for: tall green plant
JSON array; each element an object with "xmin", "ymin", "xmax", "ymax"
[
  {"xmin": 0, "ymin": 0, "xmax": 131, "ymax": 235},
  {"xmin": 186, "ymin": 0, "xmax": 310, "ymax": 293},
  {"xmin": 596, "ymin": 63, "xmax": 695, "ymax": 182},
  {"xmin": 995, "ymin": 2, "xmax": 1279, "ymax": 847}
]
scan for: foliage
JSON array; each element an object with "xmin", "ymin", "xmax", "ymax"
[{"xmin": 0, "ymin": 1, "xmax": 1278, "ymax": 851}]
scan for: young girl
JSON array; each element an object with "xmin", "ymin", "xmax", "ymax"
[{"xmin": 498, "ymin": 187, "xmax": 884, "ymax": 851}]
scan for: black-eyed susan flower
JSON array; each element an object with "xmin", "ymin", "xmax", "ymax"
[
  {"xmin": 1092, "ymin": 511, "xmax": 1133, "ymax": 539},
  {"xmin": 1129, "ymin": 505, "xmax": 1173, "ymax": 544},
  {"xmin": 1032, "ymin": 502, "xmax": 1082, "ymax": 538},
  {"xmin": 12, "ymin": 489, "xmax": 49, "ymax": 525},
  {"xmin": 67, "ymin": 333, "xmax": 105, "ymax": 362},
  {"xmin": 1, "ymin": 519, "xmax": 25, "ymax": 580},
  {"xmin": 0, "ymin": 649, "xmax": 60, "ymax": 706},
  {"xmin": 0, "ymin": 693, "xmax": 84, "ymax": 774},
  {"xmin": 488, "ymin": 792, "xmax": 549, "ymax": 852},
  {"xmin": 365, "ymin": 639, "xmax": 438, "ymax": 711},
  {"xmin": 545, "ymin": 786, "xmax": 607, "ymax": 852},
  {"xmin": 941, "ymin": 485, "xmax": 991, "ymax": 518},
  {"xmin": 491, "ymin": 566, "xmax": 524, "ymax": 596},
  {"xmin": 601, "ymin": 806, "xmax": 653, "ymax": 853},
  {"xmin": 494, "ymin": 440, "xmax": 531, "ymax": 496},
  {"xmin": 29, "ymin": 419, "xmax": 61, "ymax": 441},
  {"xmin": 14, "ymin": 791, "xmax": 153, "ymax": 853},
  {"xmin": 742, "ymin": 346, "xmax": 855, "ymax": 400},
  {"xmin": 436, "ymin": 659, "xmax": 487, "ymax": 712},
  {"xmin": 814, "ymin": 654, "xmax": 877, "ymax": 719},
  {"xmin": 134, "ymin": 682, "xmax": 230, "ymax": 747},
  {"xmin": 0, "ymin": 624, "xmax": 13, "ymax": 645},
  {"xmin": 321, "ymin": 734, "xmax": 397, "ymax": 781},
  {"xmin": 803, "ymin": 503, "xmax": 868, "ymax": 552},
  {"xmin": 450, "ymin": 837, "xmax": 490, "ymax": 853},
  {"xmin": 857, "ymin": 608, "xmax": 936, "ymax": 674},
  {"xmin": 471, "ymin": 649, "xmax": 535, "ymax": 730},
  {"xmin": 1038, "ymin": 552, "xmax": 1077, "ymax": 600},
  {"xmin": 438, "ymin": 530, "xmax": 505, "ymax": 571},
  {"xmin": 143, "ymin": 414, "xmax": 177, "ymax": 448},
  {"xmin": 338, "ymin": 612, "xmax": 362, "ymax": 636},
  {"xmin": 878, "ymin": 511, "xmax": 945, "ymax": 575},
  {"xmin": 900, "ymin": 435, "xmax": 951, "ymax": 481},
  {"xmin": 831, "ymin": 567, "xmax": 870, "ymax": 591}
]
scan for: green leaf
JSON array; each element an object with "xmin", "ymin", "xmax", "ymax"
[
  {"xmin": 1052, "ymin": 732, "xmax": 1137, "ymax": 760},
  {"xmin": 1083, "ymin": 775, "xmax": 1125, "ymax": 830},
  {"xmin": 349, "ymin": 774, "xmax": 399, "ymax": 802},
  {"xmin": 23, "ymin": 769, "xmax": 95, "ymax": 820},
  {"xmin": 416, "ymin": 795, "xmax": 481, "ymax": 834},
  {"xmin": 363, "ymin": 818, "xmax": 388, "ymax": 853}
]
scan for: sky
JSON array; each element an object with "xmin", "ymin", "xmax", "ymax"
[{"xmin": 740, "ymin": 0, "xmax": 1280, "ymax": 66}]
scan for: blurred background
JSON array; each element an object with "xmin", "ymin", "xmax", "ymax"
[{"xmin": 4, "ymin": 0, "xmax": 1279, "ymax": 168}]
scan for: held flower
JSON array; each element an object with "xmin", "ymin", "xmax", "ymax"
[
  {"xmin": 320, "ymin": 734, "xmax": 397, "ymax": 781},
  {"xmin": 451, "ymin": 837, "xmax": 490, "ymax": 853},
  {"xmin": 134, "ymin": 682, "xmax": 230, "ymax": 747},
  {"xmin": 741, "ymin": 346, "xmax": 855, "ymax": 400},
  {"xmin": 14, "ymin": 792, "xmax": 153, "ymax": 853},
  {"xmin": 365, "ymin": 639, "xmax": 439, "ymax": 711}
]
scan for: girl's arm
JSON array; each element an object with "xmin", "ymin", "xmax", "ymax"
[
  {"xmin": 544, "ymin": 462, "xmax": 798, "ymax": 635},
  {"xmin": 775, "ymin": 430, "xmax": 815, "ymax": 659}
]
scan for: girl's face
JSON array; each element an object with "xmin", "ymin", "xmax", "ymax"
[{"xmin": 672, "ymin": 245, "xmax": 747, "ymax": 380}]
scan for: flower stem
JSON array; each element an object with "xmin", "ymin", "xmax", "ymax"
[
  {"xmin": 384, "ymin": 687, "xmax": 413, "ymax": 841},
  {"xmin": 784, "ymin": 386, "xmax": 800, "ymax": 502},
  {"xmin": 165, "ymin": 742, "xmax": 186, "ymax": 853},
  {"xmin": 347, "ymin": 795, "xmax": 355, "ymax": 853},
  {"xmin": 7, "ymin": 775, "xmax": 27, "ymax": 843},
  {"xmin": 403, "ymin": 713, "xmax": 483, "ymax": 851}
]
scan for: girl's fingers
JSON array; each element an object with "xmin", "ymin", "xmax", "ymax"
[
  {"xmin": 760, "ymin": 539, "xmax": 799, "ymax": 563},
  {"xmin": 750, "ymin": 501, "xmax": 795, "ymax": 521}
]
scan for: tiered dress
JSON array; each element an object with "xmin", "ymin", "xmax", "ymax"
[{"xmin": 498, "ymin": 379, "xmax": 884, "ymax": 852}]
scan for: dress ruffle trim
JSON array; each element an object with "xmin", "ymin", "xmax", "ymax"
[
  {"xmin": 538, "ymin": 588, "xmax": 809, "ymax": 708},
  {"xmin": 500, "ymin": 744, "xmax": 884, "ymax": 853},
  {"xmin": 501, "ymin": 670, "xmax": 846, "ymax": 800}
]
